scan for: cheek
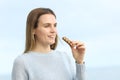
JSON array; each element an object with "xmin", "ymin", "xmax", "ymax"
[
  {"xmin": 55, "ymin": 29, "xmax": 58, "ymax": 34},
  {"xmin": 35, "ymin": 28, "xmax": 49, "ymax": 38},
  {"xmin": 56, "ymin": 30, "xmax": 58, "ymax": 34},
  {"xmin": 35, "ymin": 29, "xmax": 44, "ymax": 37}
]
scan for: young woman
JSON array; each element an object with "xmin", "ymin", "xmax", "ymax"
[{"xmin": 12, "ymin": 8, "xmax": 86, "ymax": 80}]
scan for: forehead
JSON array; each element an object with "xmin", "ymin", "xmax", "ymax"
[{"xmin": 38, "ymin": 14, "xmax": 56, "ymax": 24}]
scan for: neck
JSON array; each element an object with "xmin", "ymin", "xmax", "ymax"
[{"xmin": 32, "ymin": 42, "xmax": 51, "ymax": 53}]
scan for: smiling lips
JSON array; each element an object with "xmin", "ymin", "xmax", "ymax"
[{"xmin": 48, "ymin": 35, "xmax": 56, "ymax": 39}]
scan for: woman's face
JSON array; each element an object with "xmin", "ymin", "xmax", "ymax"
[{"xmin": 34, "ymin": 14, "xmax": 57, "ymax": 46}]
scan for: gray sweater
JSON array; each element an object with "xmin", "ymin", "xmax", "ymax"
[{"xmin": 12, "ymin": 50, "xmax": 85, "ymax": 80}]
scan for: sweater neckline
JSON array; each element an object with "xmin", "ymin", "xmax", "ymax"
[{"xmin": 27, "ymin": 50, "xmax": 55, "ymax": 56}]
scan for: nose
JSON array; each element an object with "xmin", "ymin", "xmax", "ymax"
[{"xmin": 50, "ymin": 25, "xmax": 57, "ymax": 33}]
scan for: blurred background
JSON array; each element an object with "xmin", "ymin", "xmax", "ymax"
[{"xmin": 0, "ymin": 0, "xmax": 120, "ymax": 80}]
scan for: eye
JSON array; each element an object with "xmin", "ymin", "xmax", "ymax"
[
  {"xmin": 44, "ymin": 24, "xmax": 50, "ymax": 28},
  {"xmin": 54, "ymin": 23, "xmax": 57, "ymax": 27}
]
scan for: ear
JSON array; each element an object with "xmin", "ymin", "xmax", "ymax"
[{"xmin": 32, "ymin": 29, "xmax": 36, "ymax": 35}]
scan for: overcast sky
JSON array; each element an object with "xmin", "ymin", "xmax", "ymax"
[{"xmin": 0, "ymin": 0, "xmax": 120, "ymax": 74}]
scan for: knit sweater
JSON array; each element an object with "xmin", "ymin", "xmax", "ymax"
[{"xmin": 12, "ymin": 50, "xmax": 85, "ymax": 80}]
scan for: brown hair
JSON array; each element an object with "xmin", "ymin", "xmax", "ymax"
[{"xmin": 24, "ymin": 8, "xmax": 58, "ymax": 53}]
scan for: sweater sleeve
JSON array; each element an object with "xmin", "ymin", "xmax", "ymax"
[
  {"xmin": 12, "ymin": 57, "xmax": 28, "ymax": 80},
  {"xmin": 62, "ymin": 51, "xmax": 86, "ymax": 80},
  {"xmin": 75, "ymin": 63, "xmax": 86, "ymax": 80}
]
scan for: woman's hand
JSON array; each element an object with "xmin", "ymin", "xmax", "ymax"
[{"xmin": 62, "ymin": 37, "xmax": 86, "ymax": 64}]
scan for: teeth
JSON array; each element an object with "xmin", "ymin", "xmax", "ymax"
[
  {"xmin": 49, "ymin": 36, "xmax": 54, "ymax": 37},
  {"xmin": 49, "ymin": 36, "xmax": 55, "ymax": 38}
]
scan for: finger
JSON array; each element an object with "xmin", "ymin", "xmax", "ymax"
[
  {"xmin": 77, "ymin": 45, "xmax": 86, "ymax": 50},
  {"xmin": 71, "ymin": 41, "xmax": 85, "ymax": 49},
  {"xmin": 62, "ymin": 36, "xmax": 85, "ymax": 49},
  {"xmin": 76, "ymin": 42, "xmax": 85, "ymax": 47}
]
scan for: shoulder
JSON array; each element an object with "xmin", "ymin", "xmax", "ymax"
[{"xmin": 13, "ymin": 54, "xmax": 29, "ymax": 66}]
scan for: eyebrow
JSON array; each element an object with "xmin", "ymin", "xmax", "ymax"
[{"xmin": 43, "ymin": 22, "xmax": 57, "ymax": 25}]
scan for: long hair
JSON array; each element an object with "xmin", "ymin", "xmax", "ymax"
[{"xmin": 24, "ymin": 8, "xmax": 58, "ymax": 53}]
